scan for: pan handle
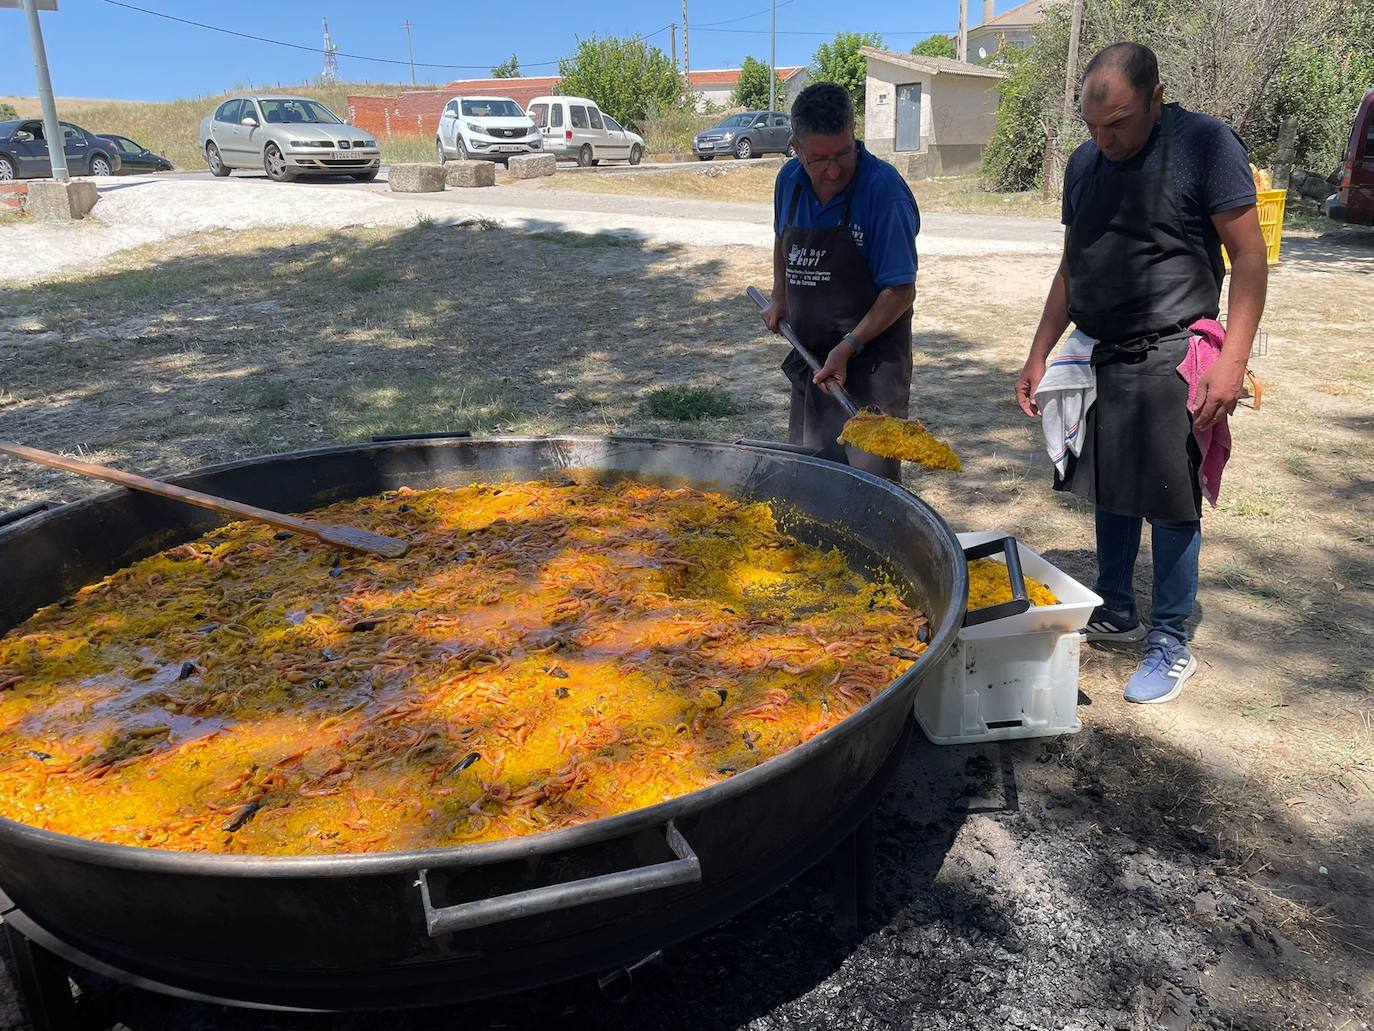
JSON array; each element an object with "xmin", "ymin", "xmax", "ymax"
[
  {"xmin": 733, "ymin": 438, "xmax": 825, "ymax": 458},
  {"xmin": 961, "ymin": 535, "xmax": 1031, "ymax": 627},
  {"xmin": 416, "ymin": 820, "xmax": 701, "ymax": 936},
  {"xmin": 369, "ymin": 431, "xmax": 472, "ymax": 443}
]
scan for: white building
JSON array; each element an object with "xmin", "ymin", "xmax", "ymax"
[
  {"xmin": 968, "ymin": 0, "xmax": 1050, "ymax": 64},
  {"xmin": 861, "ymin": 47, "xmax": 1005, "ymax": 179},
  {"xmin": 688, "ymin": 66, "xmax": 811, "ymax": 113}
]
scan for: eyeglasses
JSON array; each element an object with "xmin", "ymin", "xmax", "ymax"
[{"xmin": 801, "ymin": 146, "xmax": 856, "ymax": 171}]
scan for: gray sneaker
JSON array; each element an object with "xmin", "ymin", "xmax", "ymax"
[
  {"xmin": 1124, "ymin": 630, "xmax": 1197, "ymax": 704},
  {"xmin": 1083, "ymin": 605, "xmax": 1147, "ymax": 643}
]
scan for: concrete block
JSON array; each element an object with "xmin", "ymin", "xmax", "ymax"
[
  {"xmin": 507, "ymin": 154, "xmax": 556, "ymax": 180},
  {"xmin": 389, "ymin": 164, "xmax": 446, "ymax": 193},
  {"xmin": 26, "ymin": 180, "xmax": 99, "ymax": 221},
  {"xmin": 444, "ymin": 160, "xmax": 496, "ymax": 188}
]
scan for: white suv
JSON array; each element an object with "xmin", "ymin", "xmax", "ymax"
[{"xmin": 436, "ymin": 96, "xmax": 542, "ymax": 165}]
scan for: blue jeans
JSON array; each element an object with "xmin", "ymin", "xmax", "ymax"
[{"xmin": 1093, "ymin": 507, "xmax": 1201, "ymax": 643}]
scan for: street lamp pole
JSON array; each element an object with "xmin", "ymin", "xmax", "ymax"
[
  {"xmin": 20, "ymin": 0, "xmax": 68, "ymax": 182},
  {"xmin": 768, "ymin": 0, "xmax": 777, "ymax": 113}
]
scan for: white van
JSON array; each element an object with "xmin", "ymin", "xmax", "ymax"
[
  {"xmin": 525, "ymin": 96, "xmax": 645, "ymax": 167},
  {"xmin": 436, "ymin": 95, "xmax": 542, "ymax": 165}
]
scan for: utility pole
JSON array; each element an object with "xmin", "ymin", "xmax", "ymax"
[
  {"xmin": 768, "ymin": 0, "xmax": 777, "ymax": 113},
  {"xmin": 1062, "ymin": 0, "xmax": 1084, "ymax": 124},
  {"xmin": 681, "ymin": 0, "xmax": 690, "ymax": 100},
  {"xmin": 19, "ymin": 0, "xmax": 68, "ymax": 182},
  {"xmin": 403, "ymin": 20, "xmax": 416, "ymax": 86},
  {"xmin": 671, "ymin": 22, "xmax": 678, "ymax": 72},
  {"xmin": 957, "ymin": 0, "xmax": 968, "ymax": 62}
]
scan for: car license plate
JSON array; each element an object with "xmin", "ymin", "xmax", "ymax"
[
  {"xmin": 699, "ymin": 142, "xmax": 714, "ymax": 150},
  {"xmin": 499, "ymin": 145, "xmax": 520, "ymax": 152},
  {"xmin": 332, "ymin": 151, "xmax": 352, "ymax": 160}
]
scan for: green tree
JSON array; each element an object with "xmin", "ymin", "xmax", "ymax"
[
  {"xmin": 0, "ymin": 102, "xmax": 17, "ymax": 120},
  {"xmin": 978, "ymin": 0, "xmax": 1326, "ymax": 193},
  {"xmin": 911, "ymin": 34, "xmax": 957, "ymax": 59},
  {"xmin": 557, "ymin": 35, "xmax": 683, "ymax": 127},
  {"xmin": 732, "ymin": 56, "xmax": 785, "ymax": 110},
  {"xmin": 810, "ymin": 31, "xmax": 883, "ymax": 109},
  {"xmin": 491, "ymin": 54, "xmax": 522, "ymax": 78},
  {"xmin": 1261, "ymin": 0, "xmax": 1374, "ymax": 172}
]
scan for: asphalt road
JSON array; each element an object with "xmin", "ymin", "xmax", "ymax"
[{"xmin": 110, "ymin": 165, "xmax": 1062, "ymax": 258}]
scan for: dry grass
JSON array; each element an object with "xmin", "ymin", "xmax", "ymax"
[{"xmin": 550, "ymin": 163, "xmax": 1065, "ymax": 218}]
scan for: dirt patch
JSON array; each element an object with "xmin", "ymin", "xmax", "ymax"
[{"xmin": 1, "ymin": 222, "xmax": 1372, "ymax": 1029}]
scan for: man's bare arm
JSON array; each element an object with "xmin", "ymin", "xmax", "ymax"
[
  {"xmin": 1197, "ymin": 205, "xmax": 1267, "ymax": 430},
  {"xmin": 1015, "ymin": 230, "xmax": 1071, "ymax": 417},
  {"xmin": 761, "ymin": 235, "xmax": 788, "ymax": 332}
]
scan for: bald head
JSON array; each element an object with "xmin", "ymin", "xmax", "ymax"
[
  {"xmin": 1079, "ymin": 42, "xmax": 1164, "ymax": 162},
  {"xmin": 1082, "ymin": 42, "xmax": 1160, "ymax": 106}
]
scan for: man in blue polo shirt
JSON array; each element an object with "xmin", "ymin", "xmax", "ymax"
[{"xmin": 759, "ymin": 82, "xmax": 920, "ymax": 481}]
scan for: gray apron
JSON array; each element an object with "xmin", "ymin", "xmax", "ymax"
[
  {"xmin": 781, "ymin": 182, "xmax": 912, "ymax": 482},
  {"xmin": 1057, "ymin": 106, "xmax": 1218, "ymax": 521}
]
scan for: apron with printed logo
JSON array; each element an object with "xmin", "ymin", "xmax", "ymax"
[{"xmin": 781, "ymin": 182, "xmax": 912, "ymax": 481}]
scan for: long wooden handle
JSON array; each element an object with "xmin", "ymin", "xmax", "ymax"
[
  {"xmin": 0, "ymin": 441, "xmax": 409, "ymax": 559},
  {"xmin": 746, "ymin": 286, "xmax": 861, "ymax": 418}
]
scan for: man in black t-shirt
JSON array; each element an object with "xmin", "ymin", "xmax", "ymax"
[{"xmin": 1013, "ymin": 43, "xmax": 1269, "ymax": 705}]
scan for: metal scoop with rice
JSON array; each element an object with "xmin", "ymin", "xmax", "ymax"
[{"xmin": 747, "ymin": 287, "xmax": 961, "ymax": 472}]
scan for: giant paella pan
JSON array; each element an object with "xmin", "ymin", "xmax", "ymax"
[{"xmin": 0, "ymin": 435, "xmax": 1012, "ymax": 1010}]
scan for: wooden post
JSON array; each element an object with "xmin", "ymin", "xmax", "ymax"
[
  {"xmin": 1275, "ymin": 115, "xmax": 1297, "ymax": 198},
  {"xmin": 1063, "ymin": 0, "xmax": 1084, "ymax": 125},
  {"xmin": 1041, "ymin": 122, "xmax": 1059, "ymax": 202},
  {"xmin": 957, "ymin": 0, "xmax": 969, "ymax": 62}
]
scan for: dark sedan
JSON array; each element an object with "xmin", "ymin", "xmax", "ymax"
[
  {"xmin": 693, "ymin": 111, "xmax": 794, "ymax": 161},
  {"xmin": 96, "ymin": 134, "xmax": 174, "ymax": 173},
  {"xmin": 0, "ymin": 119, "xmax": 122, "ymax": 180}
]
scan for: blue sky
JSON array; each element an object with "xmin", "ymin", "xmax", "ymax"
[{"xmin": 2, "ymin": 0, "xmax": 966, "ymax": 101}]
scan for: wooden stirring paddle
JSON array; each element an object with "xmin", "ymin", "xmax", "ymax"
[
  {"xmin": 745, "ymin": 287, "xmax": 961, "ymax": 472},
  {"xmin": 0, "ymin": 441, "xmax": 410, "ymax": 558}
]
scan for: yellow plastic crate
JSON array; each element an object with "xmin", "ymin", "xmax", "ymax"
[{"xmin": 1223, "ymin": 188, "xmax": 1286, "ymax": 269}]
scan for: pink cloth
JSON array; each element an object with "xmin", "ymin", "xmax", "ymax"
[{"xmin": 1176, "ymin": 318, "xmax": 1231, "ymax": 507}]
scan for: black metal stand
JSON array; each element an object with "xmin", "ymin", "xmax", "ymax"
[
  {"xmin": 3, "ymin": 921, "xmax": 81, "ymax": 1031},
  {"xmin": 831, "ymin": 812, "xmax": 877, "ymax": 940}
]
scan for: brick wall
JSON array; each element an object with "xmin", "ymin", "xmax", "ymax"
[
  {"xmin": 346, "ymin": 94, "xmax": 402, "ymax": 138},
  {"xmin": 0, "ymin": 182, "xmax": 28, "ymax": 211},
  {"xmin": 348, "ymin": 81, "xmax": 559, "ymax": 138},
  {"xmin": 396, "ymin": 89, "xmax": 451, "ymax": 138}
]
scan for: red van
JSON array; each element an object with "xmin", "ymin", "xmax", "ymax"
[{"xmin": 1326, "ymin": 88, "xmax": 1374, "ymax": 225}]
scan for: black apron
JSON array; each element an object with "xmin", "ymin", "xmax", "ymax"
[
  {"xmin": 781, "ymin": 182, "xmax": 912, "ymax": 482},
  {"xmin": 1057, "ymin": 105, "xmax": 1216, "ymax": 521}
]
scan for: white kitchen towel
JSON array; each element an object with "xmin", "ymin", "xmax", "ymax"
[{"xmin": 1034, "ymin": 330, "xmax": 1098, "ymax": 477}]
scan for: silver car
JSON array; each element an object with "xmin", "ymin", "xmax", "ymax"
[{"xmin": 199, "ymin": 95, "xmax": 380, "ymax": 183}]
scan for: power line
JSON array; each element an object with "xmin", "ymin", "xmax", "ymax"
[
  {"xmin": 694, "ymin": 26, "xmax": 956, "ymax": 35},
  {"xmin": 696, "ymin": 0, "xmax": 799, "ymax": 29},
  {"xmin": 99, "ymin": 1, "xmax": 670, "ymax": 72}
]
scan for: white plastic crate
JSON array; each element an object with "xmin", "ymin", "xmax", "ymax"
[
  {"xmin": 915, "ymin": 630, "xmax": 1084, "ymax": 744},
  {"xmin": 912, "ymin": 533, "xmax": 1102, "ymax": 745}
]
